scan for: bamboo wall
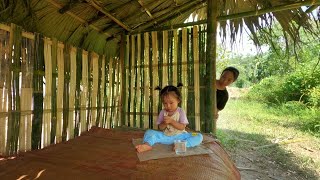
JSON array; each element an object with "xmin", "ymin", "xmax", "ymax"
[
  {"xmin": 0, "ymin": 23, "xmax": 208, "ymax": 156},
  {"xmin": 0, "ymin": 24, "xmax": 121, "ymax": 156},
  {"xmin": 123, "ymin": 25, "xmax": 208, "ymax": 132}
]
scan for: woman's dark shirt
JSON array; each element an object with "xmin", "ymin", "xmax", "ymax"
[{"xmin": 217, "ymin": 89, "xmax": 229, "ymax": 110}]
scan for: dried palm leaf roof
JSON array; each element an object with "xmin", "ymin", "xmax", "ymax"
[{"xmin": 1, "ymin": 0, "xmax": 319, "ymax": 56}]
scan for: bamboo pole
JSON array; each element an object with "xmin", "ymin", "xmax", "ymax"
[
  {"xmin": 181, "ymin": 28, "xmax": 188, "ymax": 112},
  {"xmin": 99, "ymin": 56, "xmax": 106, "ymax": 128},
  {"xmin": 120, "ymin": 34, "xmax": 126, "ymax": 127},
  {"xmin": 130, "ymin": 35, "xmax": 136, "ymax": 127},
  {"xmin": 111, "ymin": 58, "xmax": 116, "ymax": 127},
  {"xmin": 42, "ymin": 38, "xmax": 52, "ymax": 148},
  {"xmin": 91, "ymin": 53, "xmax": 99, "ymax": 127},
  {"xmin": 106, "ymin": 57, "xmax": 113, "ymax": 128},
  {"xmin": 172, "ymin": 31, "xmax": 178, "ymax": 85},
  {"xmin": 162, "ymin": 31, "xmax": 169, "ymax": 86},
  {"xmin": 193, "ymin": 26, "xmax": 201, "ymax": 131},
  {"xmin": 0, "ymin": 29, "xmax": 10, "ymax": 155},
  {"xmin": 56, "ymin": 43, "xmax": 64, "ymax": 142},
  {"xmin": 19, "ymin": 37, "xmax": 34, "ymax": 152},
  {"xmin": 114, "ymin": 59, "xmax": 120, "ymax": 127},
  {"xmin": 151, "ymin": 31, "xmax": 159, "ymax": 129},
  {"xmin": 80, "ymin": 50, "xmax": 88, "ymax": 133},
  {"xmin": 143, "ymin": 32, "xmax": 150, "ymax": 129},
  {"xmin": 67, "ymin": 47, "xmax": 77, "ymax": 139},
  {"xmin": 205, "ymin": 0, "xmax": 218, "ymax": 134},
  {"xmin": 136, "ymin": 34, "xmax": 141, "ymax": 128},
  {"xmin": 50, "ymin": 39, "xmax": 57, "ymax": 144},
  {"xmin": 125, "ymin": 36, "xmax": 130, "ymax": 126}
]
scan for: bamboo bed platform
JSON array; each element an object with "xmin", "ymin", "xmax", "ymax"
[{"xmin": 0, "ymin": 127, "xmax": 240, "ymax": 180}]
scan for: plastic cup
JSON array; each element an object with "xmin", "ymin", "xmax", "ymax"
[{"xmin": 174, "ymin": 140, "xmax": 187, "ymax": 155}]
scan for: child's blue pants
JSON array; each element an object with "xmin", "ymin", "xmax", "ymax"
[{"xmin": 143, "ymin": 129, "xmax": 203, "ymax": 148}]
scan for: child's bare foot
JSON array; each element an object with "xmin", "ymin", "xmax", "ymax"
[{"xmin": 135, "ymin": 144, "xmax": 152, "ymax": 153}]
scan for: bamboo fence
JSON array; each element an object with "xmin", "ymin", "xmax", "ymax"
[{"xmin": 0, "ymin": 22, "xmax": 209, "ymax": 156}]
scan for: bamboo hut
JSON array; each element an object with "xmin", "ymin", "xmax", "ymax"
[{"xmin": 0, "ymin": 0, "xmax": 319, "ymax": 179}]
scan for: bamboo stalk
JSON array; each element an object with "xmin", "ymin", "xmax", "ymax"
[
  {"xmin": 136, "ymin": 34, "xmax": 141, "ymax": 128},
  {"xmin": 143, "ymin": 32, "xmax": 150, "ymax": 129},
  {"xmin": 42, "ymin": 38, "xmax": 52, "ymax": 148},
  {"xmin": 110, "ymin": 58, "xmax": 116, "ymax": 127},
  {"xmin": 172, "ymin": 31, "xmax": 178, "ymax": 85},
  {"xmin": 181, "ymin": 28, "xmax": 188, "ymax": 113},
  {"xmin": 114, "ymin": 59, "xmax": 120, "ymax": 127},
  {"xmin": 193, "ymin": 26, "xmax": 200, "ymax": 131},
  {"xmin": 162, "ymin": 31, "xmax": 169, "ymax": 86},
  {"xmin": 106, "ymin": 57, "xmax": 113, "ymax": 128},
  {"xmin": 151, "ymin": 31, "xmax": 159, "ymax": 129},
  {"xmin": 67, "ymin": 47, "xmax": 77, "ymax": 139},
  {"xmin": 119, "ymin": 34, "xmax": 126, "ymax": 127},
  {"xmin": 125, "ymin": 36, "xmax": 130, "ymax": 126},
  {"xmin": 100, "ymin": 56, "xmax": 106, "ymax": 127},
  {"xmin": 0, "ymin": 29, "xmax": 10, "ymax": 155},
  {"xmin": 80, "ymin": 50, "xmax": 88, "ymax": 133},
  {"xmin": 91, "ymin": 53, "xmax": 99, "ymax": 127},
  {"xmin": 62, "ymin": 45, "xmax": 70, "ymax": 142},
  {"xmin": 130, "ymin": 35, "xmax": 136, "ymax": 127},
  {"xmin": 50, "ymin": 39, "xmax": 57, "ymax": 144},
  {"xmin": 56, "ymin": 43, "xmax": 64, "ymax": 142}
]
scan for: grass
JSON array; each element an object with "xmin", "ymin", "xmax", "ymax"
[{"xmin": 217, "ymin": 98, "xmax": 320, "ymax": 179}]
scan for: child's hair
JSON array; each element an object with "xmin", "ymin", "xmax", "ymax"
[
  {"xmin": 222, "ymin": 66, "xmax": 239, "ymax": 81},
  {"xmin": 155, "ymin": 83, "xmax": 183, "ymax": 102}
]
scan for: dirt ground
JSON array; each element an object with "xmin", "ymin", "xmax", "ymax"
[{"xmin": 220, "ymin": 87, "xmax": 320, "ymax": 180}]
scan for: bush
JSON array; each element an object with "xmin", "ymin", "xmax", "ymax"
[
  {"xmin": 308, "ymin": 86, "xmax": 320, "ymax": 107},
  {"xmin": 245, "ymin": 76, "xmax": 286, "ymax": 104}
]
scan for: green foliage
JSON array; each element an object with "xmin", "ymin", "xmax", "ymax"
[
  {"xmin": 308, "ymin": 86, "xmax": 320, "ymax": 108},
  {"xmin": 246, "ymin": 76, "xmax": 286, "ymax": 104}
]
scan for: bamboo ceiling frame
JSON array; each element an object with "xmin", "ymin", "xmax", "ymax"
[
  {"xmin": 136, "ymin": 0, "xmax": 154, "ymax": 19},
  {"xmin": 85, "ymin": 0, "xmax": 132, "ymax": 32},
  {"xmin": 129, "ymin": 0, "xmax": 320, "ymax": 35}
]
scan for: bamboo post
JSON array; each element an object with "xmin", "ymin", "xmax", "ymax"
[
  {"xmin": 19, "ymin": 37, "xmax": 34, "ymax": 152},
  {"xmin": 125, "ymin": 36, "xmax": 130, "ymax": 126},
  {"xmin": 205, "ymin": 0, "xmax": 218, "ymax": 134},
  {"xmin": 143, "ymin": 32, "xmax": 150, "ymax": 129},
  {"xmin": 162, "ymin": 31, "xmax": 169, "ymax": 86},
  {"xmin": 80, "ymin": 50, "xmax": 88, "ymax": 133},
  {"xmin": 43, "ymin": 38, "xmax": 52, "ymax": 148},
  {"xmin": 56, "ymin": 43, "xmax": 64, "ymax": 142},
  {"xmin": 120, "ymin": 34, "xmax": 126, "ymax": 126},
  {"xmin": 193, "ymin": 25, "xmax": 201, "ymax": 131},
  {"xmin": 181, "ymin": 28, "xmax": 188, "ymax": 112},
  {"xmin": 151, "ymin": 31, "xmax": 159, "ymax": 129},
  {"xmin": 67, "ymin": 47, "xmax": 77, "ymax": 139},
  {"xmin": 115, "ymin": 59, "xmax": 120, "ymax": 127},
  {"xmin": 91, "ymin": 53, "xmax": 99, "ymax": 127},
  {"xmin": 172, "ymin": 31, "xmax": 178, "ymax": 85},
  {"xmin": 136, "ymin": 34, "xmax": 142, "ymax": 128},
  {"xmin": 111, "ymin": 58, "xmax": 116, "ymax": 127},
  {"xmin": 106, "ymin": 57, "xmax": 113, "ymax": 128},
  {"xmin": 0, "ymin": 29, "xmax": 10, "ymax": 155},
  {"xmin": 99, "ymin": 56, "xmax": 106, "ymax": 127},
  {"xmin": 130, "ymin": 35, "xmax": 136, "ymax": 127},
  {"xmin": 50, "ymin": 39, "xmax": 58, "ymax": 144},
  {"xmin": 62, "ymin": 45, "xmax": 70, "ymax": 142}
]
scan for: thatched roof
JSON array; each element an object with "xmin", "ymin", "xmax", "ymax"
[{"xmin": 1, "ymin": 0, "xmax": 319, "ymax": 56}]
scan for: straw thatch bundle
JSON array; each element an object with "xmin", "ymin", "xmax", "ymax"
[{"xmin": 0, "ymin": 0, "xmax": 318, "ymax": 56}]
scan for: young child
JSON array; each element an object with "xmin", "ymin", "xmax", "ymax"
[{"xmin": 135, "ymin": 83, "xmax": 203, "ymax": 153}]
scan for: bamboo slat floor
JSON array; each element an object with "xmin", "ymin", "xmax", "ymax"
[{"xmin": 0, "ymin": 126, "xmax": 240, "ymax": 180}]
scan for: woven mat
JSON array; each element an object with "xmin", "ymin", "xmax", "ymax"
[{"xmin": 132, "ymin": 138, "xmax": 213, "ymax": 161}]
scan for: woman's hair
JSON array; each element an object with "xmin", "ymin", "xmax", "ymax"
[
  {"xmin": 222, "ymin": 66, "xmax": 239, "ymax": 81},
  {"xmin": 155, "ymin": 83, "xmax": 183, "ymax": 102}
]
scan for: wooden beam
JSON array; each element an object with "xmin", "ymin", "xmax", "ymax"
[
  {"xmin": 85, "ymin": 0, "xmax": 132, "ymax": 32},
  {"xmin": 131, "ymin": 0, "xmax": 206, "ymax": 34},
  {"xmin": 136, "ymin": 0, "xmax": 154, "ymax": 18},
  {"xmin": 205, "ymin": 0, "xmax": 218, "ymax": 134},
  {"xmin": 46, "ymin": 0, "xmax": 113, "ymax": 38},
  {"xmin": 305, "ymin": 5, "xmax": 318, "ymax": 13}
]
